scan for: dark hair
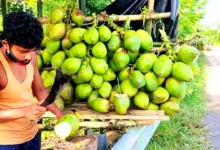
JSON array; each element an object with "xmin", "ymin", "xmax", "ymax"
[{"xmin": 2, "ymin": 11, "xmax": 43, "ymax": 49}]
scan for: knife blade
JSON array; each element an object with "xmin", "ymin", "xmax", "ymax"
[{"xmin": 40, "ymin": 69, "xmax": 72, "ymax": 107}]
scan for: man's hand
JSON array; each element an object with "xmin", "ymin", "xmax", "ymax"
[
  {"xmin": 46, "ymin": 103, "xmax": 64, "ymax": 119},
  {"xmin": 31, "ymin": 52, "xmax": 64, "ymax": 119},
  {"xmin": 23, "ymin": 102, "xmax": 47, "ymax": 120}
]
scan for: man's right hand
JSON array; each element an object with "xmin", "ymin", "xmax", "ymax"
[{"xmin": 23, "ymin": 102, "xmax": 47, "ymax": 121}]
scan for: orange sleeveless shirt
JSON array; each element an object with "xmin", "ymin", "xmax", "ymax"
[{"xmin": 0, "ymin": 51, "xmax": 38, "ymax": 145}]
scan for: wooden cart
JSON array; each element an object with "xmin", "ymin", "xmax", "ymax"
[
  {"xmin": 1, "ymin": 0, "xmax": 173, "ymax": 149},
  {"xmin": 40, "ymin": 102, "xmax": 169, "ymax": 150}
]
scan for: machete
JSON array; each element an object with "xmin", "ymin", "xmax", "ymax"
[{"xmin": 40, "ymin": 69, "xmax": 72, "ymax": 107}]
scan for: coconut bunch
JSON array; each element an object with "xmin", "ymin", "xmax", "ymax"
[
  {"xmin": 37, "ymin": 7, "xmax": 201, "ymax": 116},
  {"xmin": 36, "ymin": 7, "xmax": 85, "ymax": 108}
]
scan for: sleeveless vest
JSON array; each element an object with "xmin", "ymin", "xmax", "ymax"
[{"xmin": 0, "ymin": 51, "xmax": 38, "ymax": 144}]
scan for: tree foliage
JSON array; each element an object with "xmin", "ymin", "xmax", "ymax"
[
  {"xmin": 7, "ymin": 0, "xmax": 34, "ymax": 14},
  {"xmin": 178, "ymin": 0, "xmax": 208, "ymax": 41},
  {"xmin": 198, "ymin": 22, "xmax": 220, "ymax": 44},
  {"xmin": 86, "ymin": 0, "xmax": 112, "ymax": 16},
  {"xmin": 42, "ymin": 0, "xmax": 73, "ymax": 17}
]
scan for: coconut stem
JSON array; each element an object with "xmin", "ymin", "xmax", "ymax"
[
  {"xmin": 124, "ymin": 17, "xmax": 131, "ymax": 32},
  {"xmin": 92, "ymin": 13, "xmax": 97, "ymax": 28},
  {"xmin": 129, "ymin": 62, "xmax": 137, "ymax": 77},
  {"xmin": 99, "ymin": 12, "xmax": 126, "ymax": 35},
  {"xmin": 64, "ymin": 4, "xmax": 73, "ymax": 24},
  {"xmin": 117, "ymin": 78, "xmax": 122, "ymax": 94},
  {"xmin": 141, "ymin": 6, "xmax": 150, "ymax": 30},
  {"xmin": 107, "ymin": 19, "xmax": 125, "ymax": 35},
  {"xmin": 159, "ymin": 27, "xmax": 176, "ymax": 62}
]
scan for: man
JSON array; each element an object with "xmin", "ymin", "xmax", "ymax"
[{"xmin": 0, "ymin": 11, "xmax": 63, "ymax": 149}]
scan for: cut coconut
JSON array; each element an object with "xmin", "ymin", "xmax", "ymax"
[
  {"xmin": 55, "ymin": 122, "xmax": 72, "ymax": 140},
  {"xmin": 54, "ymin": 114, "xmax": 79, "ymax": 140}
]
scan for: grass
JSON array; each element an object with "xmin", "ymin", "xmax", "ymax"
[{"xmin": 146, "ymin": 53, "xmax": 212, "ymax": 150}]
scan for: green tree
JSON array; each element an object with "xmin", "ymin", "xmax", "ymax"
[
  {"xmin": 42, "ymin": 0, "xmax": 73, "ymax": 17},
  {"xmin": 198, "ymin": 22, "xmax": 220, "ymax": 45},
  {"xmin": 179, "ymin": 0, "xmax": 208, "ymax": 41},
  {"xmin": 86, "ymin": 0, "xmax": 112, "ymax": 16},
  {"xmin": 0, "ymin": 0, "xmax": 35, "ymax": 31},
  {"xmin": 7, "ymin": 0, "xmax": 34, "ymax": 14}
]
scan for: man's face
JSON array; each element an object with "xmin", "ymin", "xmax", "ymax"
[{"xmin": 2, "ymin": 40, "xmax": 36, "ymax": 65}]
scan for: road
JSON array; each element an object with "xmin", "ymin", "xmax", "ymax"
[{"xmin": 203, "ymin": 50, "xmax": 220, "ymax": 150}]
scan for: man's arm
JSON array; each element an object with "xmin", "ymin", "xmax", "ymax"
[
  {"xmin": 31, "ymin": 52, "xmax": 63, "ymax": 118},
  {"xmin": 0, "ymin": 103, "xmax": 46, "ymax": 123},
  {"xmin": 0, "ymin": 107, "xmax": 25, "ymax": 123}
]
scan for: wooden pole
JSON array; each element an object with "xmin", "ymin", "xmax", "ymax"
[
  {"xmin": 38, "ymin": 120, "xmax": 156, "ymax": 130},
  {"xmin": 37, "ymin": 12, "xmax": 171, "ymax": 24},
  {"xmin": 43, "ymin": 111, "xmax": 169, "ymax": 121},
  {"xmin": 64, "ymin": 107, "xmax": 165, "ymax": 116},
  {"xmin": 80, "ymin": 120, "xmax": 156, "ymax": 128},
  {"xmin": 1, "ymin": 0, "xmax": 7, "ymax": 19},
  {"xmin": 42, "ymin": 107, "xmax": 169, "ymax": 121},
  {"xmin": 151, "ymin": 47, "xmax": 166, "ymax": 52},
  {"xmin": 37, "ymin": 17, "xmax": 50, "ymax": 24},
  {"xmin": 148, "ymin": 0, "xmax": 155, "ymax": 13},
  {"xmin": 87, "ymin": 109, "xmax": 164, "ymax": 116},
  {"xmin": 86, "ymin": 12, "xmax": 170, "ymax": 22},
  {"xmin": 79, "ymin": 0, "xmax": 86, "ymax": 14},
  {"xmin": 146, "ymin": 0, "xmax": 155, "ymax": 34},
  {"xmin": 42, "ymin": 112, "xmax": 169, "ymax": 123},
  {"xmin": 78, "ymin": 114, "xmax": 169, "ymax": 121},
  {"xmin": 37, "ymin": 0, "xmax": 43, "ymax": 17}
]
